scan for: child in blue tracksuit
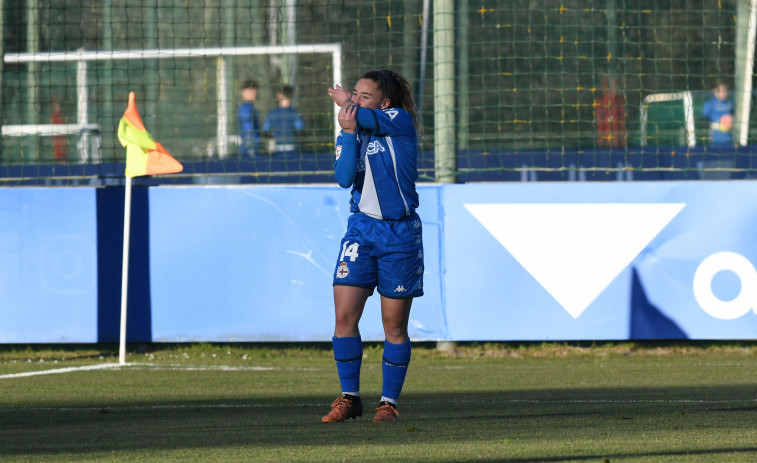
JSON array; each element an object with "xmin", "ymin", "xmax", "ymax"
[
  {"xmin": 322, "ymin": 70, "xmax": 424, "ymax": 423},
  {"xmin": 703, "ymin": 81, "xmax": 734, "ymax": 146}
]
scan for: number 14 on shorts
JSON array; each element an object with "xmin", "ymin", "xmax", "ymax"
[{"xmin": 340, "ymin": 242, "xmax": 359, "ymax": 261}]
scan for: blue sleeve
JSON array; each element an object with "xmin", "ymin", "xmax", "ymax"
[
  {"xmin": 252, "ymin": 107, "xmax": 260, "ymax": 131},
  {"xmin": 703, "ymin": 100, "xmax": 715, "ymax": 121},
  {"xmin": 355, "ymin": 107, "xmax": 415, "ymax": 137},
  {"xmin": 334, "ymin": 132, "xmax": 357, "ymax": 188},
  {"xmin": 238, "ymin": 104, "xmax": 252, "ymax": 130}
]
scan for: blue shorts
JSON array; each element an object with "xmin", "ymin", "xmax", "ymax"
[{"xmin": 333, "ymin": 211, "xmax": 424, "ymax": 298}]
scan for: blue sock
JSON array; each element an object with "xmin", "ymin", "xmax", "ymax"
[
  {"xmin": 332, "ymin": 336, "xmax": 363, "ymax": 395},
  {"xmin": 381, "ymin": 339, "xmax": 411, "ymax": 402}
]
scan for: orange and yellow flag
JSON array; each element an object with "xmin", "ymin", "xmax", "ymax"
[{"xmin": 118, "ymin": 92, "xmax": 183, "ymax": 178}]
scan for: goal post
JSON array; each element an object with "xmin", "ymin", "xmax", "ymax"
[
  {"xmin": 640, "ymin": 92, "xmax": 696, "ymax": 148},
  {"xmin": 2, "ymin": 43, "xmax": 342, "ymax": 163}
]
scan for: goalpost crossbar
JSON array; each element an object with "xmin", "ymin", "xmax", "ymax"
[{"xmin": 2, "ymin": 44, "xmax": 343, "ymax": 160}]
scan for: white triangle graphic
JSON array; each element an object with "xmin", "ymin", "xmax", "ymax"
[{"xmin": 465, "ymin": 203, "xmax": 685, "ymax": 318}]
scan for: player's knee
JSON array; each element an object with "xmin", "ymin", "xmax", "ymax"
[
  {"xmin": 383, "ymin": 324, "xmax": 409, "ymax": 343},
  {"xmin": 335, "ymin": 310, "xmax": 361, "ymax": 331}
]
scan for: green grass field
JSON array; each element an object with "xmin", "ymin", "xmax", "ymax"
[{"xmin": 1, "ymin": 342, "xmax": 756, "ymax": 462}]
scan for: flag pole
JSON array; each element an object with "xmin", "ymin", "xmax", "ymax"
[
  {"xmin": 119, "ymin": 174, "xmax": 133, "ymax": 365},
  {"xmin": 117, "ymin": 91, "xmax": 182, "ymax": 365}
]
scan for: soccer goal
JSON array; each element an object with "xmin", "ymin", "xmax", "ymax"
[
  {"xmin": 2, "ymin": 44, "xmax": 342, "ymax": 164},
  {"xmin": 639, "ymin": 92, "xmax": 697, "ymax": 148}
]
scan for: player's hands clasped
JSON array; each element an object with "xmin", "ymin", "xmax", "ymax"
[
  {"xmin": 338, "ymin": 103, "xmax": 358, "ymax": 133},
  {"xmin": 330, "ymin": 85, "xmax": 358, "ymax": 133}
]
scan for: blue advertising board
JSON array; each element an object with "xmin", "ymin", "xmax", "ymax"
[
  {"xmin": 443, "ymin": 182, "xmax": 757, "ymax": 340},
  {"xmin": 147, "ymin": 185, "xmax": 445, "ymax": 342},
  {"xmin": 2, "ymin": 181, "xmax": 756, "ymax": 342},
  {"xmin": 0, "ymin": 188, "xmax": 98, "ymax": 342}
]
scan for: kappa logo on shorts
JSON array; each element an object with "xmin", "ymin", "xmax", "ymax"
[
  {"xmin": 394, "ymin": 285, "xmax": 406, "ymax": 293},
  {"xmin": 411, "ymin": 220, "xmax": 421, "ymax": 230},
  {"xmin": 335, "ymin": 145, "xmax": 342, "ymax": 160},
  {"xmin": 336, "ymin": 262, "xmax": 350, "ymax": 279}
]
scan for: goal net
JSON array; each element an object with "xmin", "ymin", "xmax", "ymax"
[{"xmin": 1, "ymin": 1, "xmax": 754, "ymax": 183}]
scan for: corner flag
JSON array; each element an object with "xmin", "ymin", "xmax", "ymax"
[
  {"xmin": 116, "ymin": 91, "xmax": 182, "ymax": 365},
  {"xmin": 118, "ymin": 92, "xmax": 183, "ymax": 177}
]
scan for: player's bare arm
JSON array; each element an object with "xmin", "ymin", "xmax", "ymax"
[
  {"xmin": 327, "ymin": 84, "xmax": 352, "ymax": 107},
  {"xmin": 337, "ymin": 105, "xmax": 358, "ymax": 133}
]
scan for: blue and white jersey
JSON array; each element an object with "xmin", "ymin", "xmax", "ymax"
[{"xmin": 334, "ymin": 107, "xmax": 419, "ymax": 220}]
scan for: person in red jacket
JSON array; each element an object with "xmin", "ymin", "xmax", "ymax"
[
  {"xmin": 595, "ymin": 77, "xmax": 626, "ymax": 148},
  {"xmin": 51, "ymin": 96, "xmax": 67, "ymax": 163}
]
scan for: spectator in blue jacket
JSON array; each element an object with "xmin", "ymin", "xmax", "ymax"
[
  {"xmin": 264, "ymin": 85, "xmax": 305, "ymax": 154},
  {"xmin": 237, "ymin": 79, "xmax": 261, "ymax": 157}
]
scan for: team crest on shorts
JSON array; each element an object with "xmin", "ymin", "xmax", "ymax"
[
  {"xmin": 335, "ymin": 145, "xmax": 342, "ymax": 160},
  {"xmin": 336, "ymin": 262, "xmax": 350, "ymax": 278}
]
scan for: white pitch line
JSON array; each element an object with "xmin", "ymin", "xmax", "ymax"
[
  {"xmin": 0, "ymin": 362, "xmax": 312, "ymax": 380},
  {"xmin": 128, "ymin": 363, "xmax": 277, "ymax": 371},
  {"xmin": 0, "ymin": 363, "xmax": 123, "ymax": 379}
]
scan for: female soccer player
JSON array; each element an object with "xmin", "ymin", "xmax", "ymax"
[{"xmin": 321, "ymin": 70, "xmax": 424, "ymax": 423}]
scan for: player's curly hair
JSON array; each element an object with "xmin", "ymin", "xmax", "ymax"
[{"xmin": 361, "ymin": 69, "xmax": 423, "ymax": 135}]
